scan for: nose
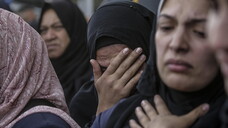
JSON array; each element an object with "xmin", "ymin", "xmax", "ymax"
[
  {"xmin": 169, "ymin": 27, "xmax": 189, "ymax": 54},
  {"xmin": 43, "ymin": 28, "xmax": 57, "ymax": 42}
]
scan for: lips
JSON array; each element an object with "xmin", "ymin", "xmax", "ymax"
[
  {"xmin": 47, "ymin": 44, "xmax": 58, "ymax": 51},
  {"xmin": 165, "ymin": 59, "xmax": 193, "ymax": 72}
]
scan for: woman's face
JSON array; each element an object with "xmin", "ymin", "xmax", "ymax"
[
  {"xmin": 156, "ymin": 0, "xmax": 219, "ymax": 92},
  {"xmin": 40, "ymin": 9, "xmax": 70, "ymax": 59},
  {"xmin": 207, "ymin": 0, "xmax": 228, "ymax": 93}
]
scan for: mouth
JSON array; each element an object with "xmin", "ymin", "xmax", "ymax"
[
  {"xmin": 165, "ymin": 59, "xmax": 193, "ymax": 72},
  {"xmin": 47, "ymin": 44, "xmax": 58, "ymax": 51}
]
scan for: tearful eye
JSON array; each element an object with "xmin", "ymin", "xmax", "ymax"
[
  {"xmin": 52, "ymin": 25, "xmax": 64, "ymax": 31},
  {"xmin": 193, "ymin": 30, "xmax": 206, "ymax": 38},
  {"xmin": 159, "ymin": 26, "xmax": 174, "ymax": 32}
]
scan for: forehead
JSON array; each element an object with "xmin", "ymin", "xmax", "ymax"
[
  {"xmin": 160, "ymin": 0, "xmax": 210, "ymax": 21},
  {"xmin": 41, "ymin": 9, "xmax": 60, "ymax": 25},
  {"xmin": 96, "ymin": 44, "xmax": 127, "ymax": 55}
]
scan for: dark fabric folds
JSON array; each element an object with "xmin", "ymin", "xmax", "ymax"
[
  {"xmin": 38, "ymin": 0, "xmax": 92, "ymax": 106},
  {"xmin": 87, "ymin": 1, "xmax": 155, "ymax": 59}
]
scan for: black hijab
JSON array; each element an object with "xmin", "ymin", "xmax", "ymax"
[
  {"xmin": 103, "ymin": 1, "xmax": 226, "ymax": 128},
  {"xmin": 38, "ymin": 0, "xmax": 92, "ymax": 106},
  {"xmin": 69, "ymin": 1, "xmax": 155, "ymax": 127},
  {"xmin": 87, "ymin": 1, "xmax": 155, "ymax": 59}
]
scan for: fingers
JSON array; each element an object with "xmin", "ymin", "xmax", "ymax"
[
  {"xmin": 129, "ymin": 119, "xmax": 142, "ymax": 128},
  {"xmin": 141, "ymin": 100, "xmax": 157, "ymax": 119},
  {"xmin": 120, "ymin": 55, "xmax": 146, "ymax": 85},
  {"xmin": 114, "ymin": 48, "xmax": 143, "ymax": 78},
  {"xmin": 154, "ymin": 95, "xmax": 171, "ymax": 115},
  {"xmin": 104, "ymin": 48, "xmax": 130, "ymax": 75},
  {"xmin": 124, "ymin": 70, "xmax": 143, "ymax": 93},
  {"xmin": 90, "ymin": 59, "xmax": 102, "ymax": 82},
  {"xmin": 181, "ymin": 103, "xmax": 209, "ymax": 127},
  {"xmin": 135, "ymin": 107, "xmax": 150, "ymax": 126}
]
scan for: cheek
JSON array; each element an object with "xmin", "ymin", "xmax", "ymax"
[
  {"xmin": 59, "ymin": 32, "xmax": 71, "ymax": 48},
  {"xmin": 194, "ymin": 46, "xmax": 218, "ymax": 78},
  {"xmin": 97, "ymin": 59, "xmax": 110, "ymax": 68},
  {"xmin": 155, "ymin": 33, "xmax": 167, "ymax": 68}
]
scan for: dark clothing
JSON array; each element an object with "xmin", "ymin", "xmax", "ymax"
[
  {"xmin": 69, "ymin": 1, "xmax": 155, "ymax": 127},
  {"xmin": 70, "ymin": 81, "xmax": 98, "ymax": 127},
  {"xmin": 38, "ymin": 0, "xmax": 92, "ymax": 106},
  {"xmin": 221, "ymin": 98, "xmax": 228, "ymax": 128},
  {"xmin": 12, "ymin": 112, "xmax": 70, "ymax": 128}
]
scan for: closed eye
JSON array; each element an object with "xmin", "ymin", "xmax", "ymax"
[{"xmin": 193, "ymin": 30, "xmax": 206, "ymax": 38}]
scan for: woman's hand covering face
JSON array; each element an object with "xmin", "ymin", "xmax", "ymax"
[{"xmin": 91, "ymin": 47, "xmax": 146, "ymax": 115}]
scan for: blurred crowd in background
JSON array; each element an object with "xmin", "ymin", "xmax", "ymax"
[{"xmin": 0, "ymin": 0, "xmax": 155, "ymax": 30}]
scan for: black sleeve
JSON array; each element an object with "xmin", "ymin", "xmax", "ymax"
[
  {"xmin": 69, "ymin": 80, "xmax": 98, "ymax": 127},
  {"xmin": 12, "ymin": 112, "xmax": 71, "ymax": 128}
]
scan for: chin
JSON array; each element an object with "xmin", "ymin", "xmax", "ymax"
[{"xmin": 163, "ymin": 77, "xmax": 198, "ymax": 92}]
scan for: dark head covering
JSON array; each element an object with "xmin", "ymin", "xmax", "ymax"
[
  {"xmin": 38, "ymin": 0, "xmax": 92, "ymax": 106},
  {"xmin": 95, "ymin": 0, "xmax": 226, "ymax": 127},
  {"xmin": 69, "ymin": 1, "xmax": 155, "ymax": 127},
  {"xmin": 88, "ymin": 1, "xmax": 155, "ymax": 59}
]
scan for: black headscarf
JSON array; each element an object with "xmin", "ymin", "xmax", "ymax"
[
  {"xmin": 69, "ymin": 1, "xmax": 155, "ymax": 127},
  {"xmin": 38, "ymin": 0, "xmax": 92, "ymax": 106},
  {"xmin": 101, "ymin": 1, "xmax": 226, "ymax": 127}
]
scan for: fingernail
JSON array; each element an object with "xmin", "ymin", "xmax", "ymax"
[
  {"xmin": 90, "ymin": 59, "xmax": 94, "ymax": 64},
  {"xmin": 136, "ymin": 107, "xmax": 141, "ymax": 112},
  {"xmin": 135, "ymin": 47, "xmax": 142, "ymax": 53},
  {"xmin": 140, "ymin": 55, "xmax": 146, "ymax": 60},
  {"xmin": 202, "ymin": 104, "xmax": 209, "ymax": 111},
  {"xmin": 141, "ymin": 100, "xmax": 146, "ymax": 106},
  {"xmin": 122, "ymin": 48, "xmax": 129, "ymax": 54}
]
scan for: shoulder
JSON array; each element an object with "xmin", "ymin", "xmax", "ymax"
[{"xmin": 12, "ymin": 112, "xmax": 71, "ymax": 128}]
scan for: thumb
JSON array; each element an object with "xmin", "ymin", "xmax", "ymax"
[
  {"xmin": 90, "ymin": 59, "xmax": 102, "ymax": 82},
  {"xmin": 180, "ymin": 103, "xmax": 210, "ymax": 127}
]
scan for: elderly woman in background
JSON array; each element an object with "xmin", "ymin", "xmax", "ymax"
[
  {"xmin": 38, "ymin": 0, "xmax": 92, "ymax": 106},
  {"xmin": 0, "ymin": 9, "xmax": 79, "ymax": 128}
]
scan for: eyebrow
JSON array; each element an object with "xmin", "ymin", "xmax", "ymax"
[
  {"xmin": 185, "ymin": 19, "xmax": 206, "ymax": 26},
  {"xmin": 158, "ymin": 14, "xmax": 176, "ymax": 21},
  {"xmin": 158, "ymin": 14, "xmax": 206, "ymax": 25},
  {"xmin": 40, "ymin": 21, "xmax": 62, "ymax": 28}
]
